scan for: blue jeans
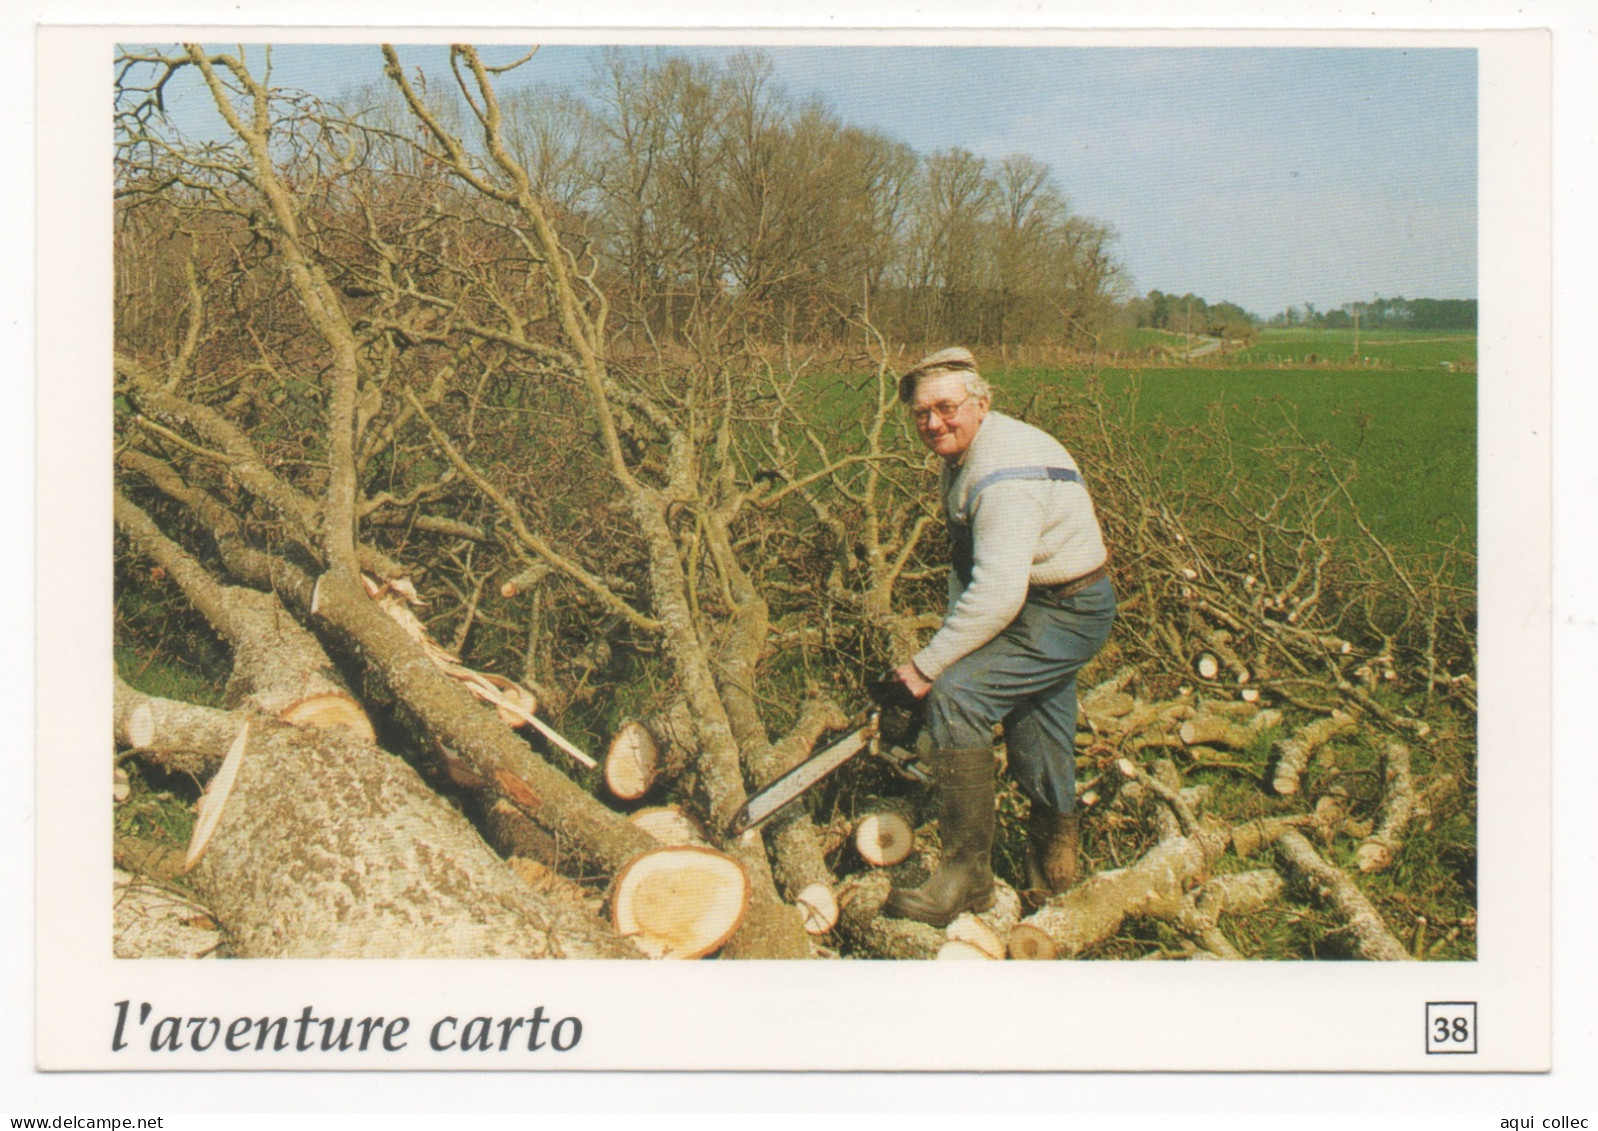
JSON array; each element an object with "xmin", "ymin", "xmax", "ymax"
[{"xmin": 925, "ymin": 577, "xmax": 1116, "ymax": 813}]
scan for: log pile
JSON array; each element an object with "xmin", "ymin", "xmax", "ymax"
[
  {"xmin": 113, "ymin": 569, "xmax": 1444, "ymax": 962},
  {"xmin": 113, "ymin": 492, "xmax": 644, "ymax": 959},
  {"xmin": 791, "ymin": 677, "xmax": 1436, "ymax": 962},
  {"xmin": 112, "ymin": 479, "xmax": 1447, "ymax": 963}
]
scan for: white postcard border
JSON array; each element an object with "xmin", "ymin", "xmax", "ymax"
[{"xmin": 32, "ymin": 19, "xmax": 1554, "ymax": 1080}]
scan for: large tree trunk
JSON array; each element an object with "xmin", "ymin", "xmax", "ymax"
[
  {"xmin": 115, "ymin": 493, "xmax": 639, "ymax": 959},
  {"xmin": 126, "ymin": 477, "xmax": 666, "ymax": 880},
  {"xmin": 308, "ymin": 569, "xmax": 660, "ymax": 876},
  {"xmin": 174, "ymin": 707, "xmax": 635, "ymax": 959}
]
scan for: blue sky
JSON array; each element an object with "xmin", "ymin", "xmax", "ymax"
[{"xmin": 130, "ymin": 43, "xmax": 1477, "ymax": 318}]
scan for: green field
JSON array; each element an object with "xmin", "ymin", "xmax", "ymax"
[
  {"xmin": 989, "ymin": 348, "xmax": 1477, "ymax": 569},
  {"xmin": 813, "ymin": 335, "xmax": 1477, "ymax": 568},
  {"xmin": 1100, "ymin": 325, "xmax": 1477, "ymax": 370},
  {"xmin": 1101, "ymin": 326, "xmax": 1194, "ymax": 354},
  {"xmin": 1230, "ymin": 327, "xmax": 1477, "ymax": 370}
]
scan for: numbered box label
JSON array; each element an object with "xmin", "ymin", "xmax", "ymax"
[{"xmin": 1426, "ymin": 1001, "xmax": 1478, "ymax": 1054}]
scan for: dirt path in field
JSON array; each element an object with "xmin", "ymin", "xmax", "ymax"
[{"xmin": 1183, "ymin": 335, "xmax": 1223, "ymax": 359}]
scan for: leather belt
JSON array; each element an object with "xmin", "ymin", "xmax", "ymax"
[{"xmin": 1027, "ymin": 563, "xmax": 1109, "ymax": 604}]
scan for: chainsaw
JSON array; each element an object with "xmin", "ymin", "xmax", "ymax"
[{"xmin": 724, "ymin": 673, "xmax": 933, "ymax": 838}]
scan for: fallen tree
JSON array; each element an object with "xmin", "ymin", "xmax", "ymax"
[{"xmin": 114, "ymin": 493, "xmax": 636, "ymax": 959}]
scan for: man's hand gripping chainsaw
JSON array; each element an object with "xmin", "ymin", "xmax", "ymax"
[{"xmin": 723, "ymin": 673, "xmax": 933, "ymax": 838}]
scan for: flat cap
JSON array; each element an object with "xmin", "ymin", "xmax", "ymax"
[{"xmin": 898, "ymin": 346, "xmax": 978, "ymax": 402}]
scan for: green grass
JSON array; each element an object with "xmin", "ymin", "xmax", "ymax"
[
  {"xmin": 799, "ymin": 352, "xmax": 1476, "ymax": 576},
  {"xmin": 1102, "ymin": 326, "xmax": 1196, "ymax": 354},
  {"xmin": 115, "ymin": 645, "xmax": 228, "ymax": 705},
  {"xmin": 112, "ymin": 349, "xmax": 1479, "ymax": 961},
  {"xmin": 994, "ymin": 364, "xmax": 1477, "ymax": 563},
  {"xmin": 1231, "ymin": 328, "xmax": 1477, "ymax": 370},
  {"xmin": 113, "ymin": 649, "xmax": 211, "ymax": 870},
  {"xmin": 115, "ymin": 761, "xmax": 198, "ymax": 847}
]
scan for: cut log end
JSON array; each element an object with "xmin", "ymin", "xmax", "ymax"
[
  {"xmin": 795, "ymin": 883, "xmax": 840, "ymax": 936},
  {"xmin": 854, "ymin": 811, "xmax": 914, "ymax": 867},
  {"xmin": 937, "ymin": 939, "xmax": 995, "ymax": 960},
  {"xmin": 278, "ymin": 693, "xmax": 376, "ymax": 741},
  {"xmin": 124, "ymin": 702, "xmax": 157, "ymax": 749},
  {"xmin": 946, "ymin": 912, "xmax": 1005, "ymax": 960},
  {"xmin": 628, "ymin": 805, "xmax": 706, "ymax": 846},
  {"xmin": 605, "ymin": 721, "xmax": 660, "ymax": 801},
  {"xmin": 1006, "ymin": 923, "xmax": 1057, "ymax": 961},
  {"xmin": 1356, "ymin": 841, "xmax": 1396, "ymax": 873},
  {"xmin": 611, "ymin": 846, "xmax": 749, "ymax": 960}
]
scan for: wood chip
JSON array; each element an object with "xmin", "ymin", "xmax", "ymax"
[{"xmin": 184, "ymin": 721, "xmax": 248, "ymax": 873}]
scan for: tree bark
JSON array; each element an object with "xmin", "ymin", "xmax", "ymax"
[
  {"xmin": 308, "ymin": 569, "xmax": 660, "ymax": 877},
  {"xmin": 183, "ymin": 711, "xmax": 635, "ymax": 958},
  {"xmin": 1271, "ymin": 711, "xmax": 1355, "ymax": 795},
  {"xmin": 115, "ymin": 492, "xmax": 374, "ymax": 737},
  {"xmin": 114, "ymin": 494, "xmax": 643, "ymax": 958},
  {"xmin": 1016, "ymin": 823, "xmax": 1230, "ymax": 958},
  {"xmin": 1357, "ymin": 742, "xmax": 1415, "ymax": 873},
  {"xmin": 1172, "ymin": 869, "xmax": 1285, "ymax": 959},
  {"xmin": 114, "ymin": 674, "xmax": 231, "ymax": 777},
  {"xmin": 1273, "ymin": 829, "xmax": 1412, "ymax": 961}
]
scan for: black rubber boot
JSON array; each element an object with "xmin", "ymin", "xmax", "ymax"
[
  {"xmin": 883, "ymin": 746, "xmax": 996, "ymax": 927},
  {"xmin": 1022, "ymin": 807, "xmax": 1080, "ymax": 905}
]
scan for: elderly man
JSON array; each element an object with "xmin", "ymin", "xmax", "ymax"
[{"xmin": 885, "ymin": 347, "xmax": 1116, "ymax": 926}]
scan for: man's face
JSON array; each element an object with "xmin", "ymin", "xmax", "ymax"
[{"xmin": 911, "ymin": 371, "xmax": 988, "ymax": 462}]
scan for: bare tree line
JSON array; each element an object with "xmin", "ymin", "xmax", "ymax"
[{"xmin": 318, "ymin": 46, "xmax": 1124, "ymax": 350}]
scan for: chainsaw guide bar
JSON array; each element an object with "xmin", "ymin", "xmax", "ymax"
[
  {"xmin": 725, "ymin": 672, "xmax": 932, "ymax": 839},
  {"xmin": 725, "ymin": 722, "xmax": 876, "ymax": 838}
]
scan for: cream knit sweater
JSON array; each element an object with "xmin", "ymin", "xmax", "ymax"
[{"xmin": 912, "ymin": 411, "xmax": 1108, "ymax": 680}]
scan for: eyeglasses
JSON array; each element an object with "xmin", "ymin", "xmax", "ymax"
[{"xmin": 910, "ymin": 395, "xmax": 972, "ymax": 426}]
